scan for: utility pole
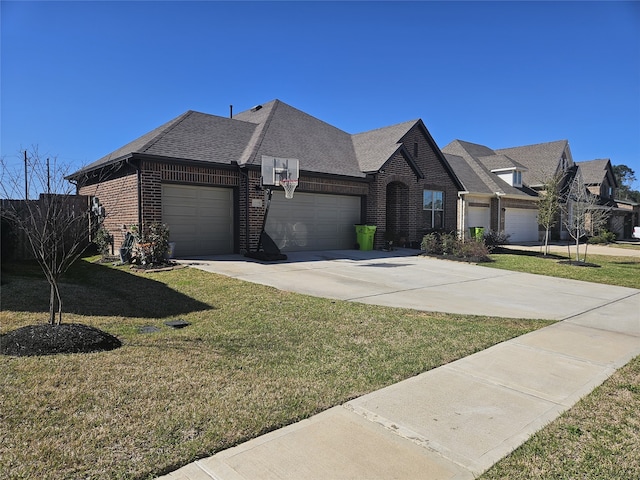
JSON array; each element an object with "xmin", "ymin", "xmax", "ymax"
[
  {"xmin": 47, "ymin": 157, "xmax": 51, "ymax": 194},
  {"xmin": 24, "ymin": 150, "xmax": 28, "ymax": 200}
]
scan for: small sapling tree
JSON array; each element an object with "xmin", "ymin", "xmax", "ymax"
[
  {"xmin": 1, "ymin": 148, "xmax": 104, "ymax": 325},
  {"xmin": 537, "ymin": 173, "xmax": 562, "ymax": 256},
  {"xmin": 562, "ymin": 170, "xmax": 611, "ymax": 262}
]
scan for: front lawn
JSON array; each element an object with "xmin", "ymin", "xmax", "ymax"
[
  {"xmin": 486, "ymin": 249, "xmax": 640, "ymax": 289},
  {"xmin": 0, "ymin": 258, "xmax": 551, "ymax": 480}
]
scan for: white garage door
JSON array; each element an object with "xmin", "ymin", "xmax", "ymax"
[
  {"xmin": 467, "ymin": 206, "xmax": 491, "ymax": 231},
  {"xmin": 162, "ymin": 184, "xmax": 234, "ymax": 256},
  {"xmin": 505, "ymin": 208, "xmax": 539, "ymax": 243},
  {"xmin": 266, "ymin": 191, "xmax": 361, "ymax": 252}
]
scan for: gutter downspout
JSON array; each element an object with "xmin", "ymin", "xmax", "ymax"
[
  {"xmin": 496, "ymin": 192, "xmax": 505, "ymax": 233},
  {"xmin": 457, "ymin": 191, "xmax": 469, "ymax": 239}
]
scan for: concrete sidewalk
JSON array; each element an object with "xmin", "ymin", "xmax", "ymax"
[
  {"xmin": 159, "ymin": 250, "xmax": 640, "ymax": 480},
  {"xmin": 504, "ymin": 241, "xmax": 640, "ymax": 258}
]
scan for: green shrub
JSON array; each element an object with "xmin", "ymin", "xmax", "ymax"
[
  {"xmin": 483, "ymin": 230, "xmax": 511, "ymax": 252},
  {"xmin": 421, "ymin": 233, "xmax": 441, "ymax": 254},
  {"xmin": 93, "ymin": 226, "xmax": 113, "ymax": 257},
  {"xmin": 589, "ymin": 230, "xmax": 616, "ymax": 244},
  {"xmin": 130, "ymin": 223, "xmax": 170, "ymax": 265},
  {"xmin": 421, "ymin": 232, "xmax": 490, "ymax": 262},
  {"xmin": 454, "ymin": 239, "xmax": 491, "ymax": 262},
  {"xmin": 441, "ymin": 232, "xmax": 458, "ymax": 255}
]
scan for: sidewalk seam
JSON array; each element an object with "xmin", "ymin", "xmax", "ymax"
[{"xmin": 559, "ymin": 290, "xmax": 640, "ymax": 323}]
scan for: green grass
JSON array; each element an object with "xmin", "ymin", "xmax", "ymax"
[
  {"xmin": 607, "ymin": 242, "xmax": 640, "ymax": 250},
  {"xmin": 486, "ymin": 249, "xmax": 640, "ymax": 289},
  {"xmin": 0, "ymin": 258, "xmax": 551, "ymax": 480}
]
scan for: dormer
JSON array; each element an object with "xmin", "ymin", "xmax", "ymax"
[{"xmin": 491, "ymin": 167, "xmax": 526, "ymax": 187}]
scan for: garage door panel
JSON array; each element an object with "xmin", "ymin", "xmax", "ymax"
[
  {"xmin": 162, "ymin": 184, "xmax": 234, "ymax": 256},
  {"xmin": 266, "ymin": 192, "xmax": 361, "ymax": 252},
  {"xmin": 505, "ymin": 208, "xmax": 539, "ymax": 243}
]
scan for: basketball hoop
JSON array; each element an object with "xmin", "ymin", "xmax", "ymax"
[{"xmin": 279, "ymin": 178, "xmax": 298, "ymax": 199}]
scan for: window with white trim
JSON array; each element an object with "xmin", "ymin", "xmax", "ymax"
[
  {"xmin": 513, "ymin": 171, "xmax": 522, "ymax": 187},
  {"xmin": 423, "ymin": 190, "xmax": 444, "ymax": 229}
]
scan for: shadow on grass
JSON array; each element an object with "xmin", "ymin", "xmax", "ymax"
[
  {"xmin": 1, "ymin": 259, "xmax": 212, "ymax": 318},
  {"xmin": 492, "ymin": 247, "xmax": 566, "ymax": 259}
]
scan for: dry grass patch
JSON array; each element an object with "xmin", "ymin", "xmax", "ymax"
[{"xmin": 1, "ymin": 258, "xmax": 552, "ymax": 480}]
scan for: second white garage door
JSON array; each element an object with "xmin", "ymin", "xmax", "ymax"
[
  {"xmin": 266, "ymin": 191, "xmax": 361, "ymax": 252},
  {"xmin": 504, "ymin": 208, "xmax": 539, "ymax": 243},
  {"xmin": 162, "ymin": 184, "xmax": 234, "ymax": 256}
]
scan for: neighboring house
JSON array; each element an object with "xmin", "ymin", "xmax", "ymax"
[
  {"xmin": 576, "ymin": 158, "xmax": 639, "ymax": 239},
  {"xmin": 69, "ymin": 99, "xmax": 462, "ymax": 256},
  {"xmin": 442, "ymin": 140, "xmax": 576, "ymax": 242},
  {"xmin": 493, "ymin": 140, "xmax": 579, "ymax": 241},
  {"xmin": 443, "ymin": 139, "xmax": 638, "ymax": 243}
]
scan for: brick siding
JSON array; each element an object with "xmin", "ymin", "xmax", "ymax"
[
  {"xmin": 368, "ymin": 124, "xmax": 460, "ymax": 248},
  {"xmin": 78, "ymin": 168, "xmax": 139, "ymax": 245}
]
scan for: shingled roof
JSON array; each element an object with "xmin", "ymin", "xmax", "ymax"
[
  {"xmin": 73, "ymin": 99, "xmax": 429, "ymax": 180},
  {"xmin": 495, "ymin": 140, "xmax": 570, "ymax": 186},
  {"xmin": 232, "ymin": 100, "xmax": 364, "ymax": 177},
  {"xmin": 442, "ymin": 140, "xmax": 536, "ymax": 198},
  {"xmin": 352, "ymin": 119, "xmax": 419, "ymax": 173},
  {"xmin": 79, "ymin": 111, "xmax": 258, "ymax": 172},
  {"xmin": 443, "ymin": 153, "xmax": 493, "ymax": 194},
  {"xmin": 576, "ymin": 159, "xmax": 615, "ymax": 187}
]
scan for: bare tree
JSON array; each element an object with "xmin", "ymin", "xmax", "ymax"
[
  {"xmin": 561, "ymin": 170, "xmax": 611, "ymax": 262},
  {"xmin": 537, "ymin": 172, "xmax": 562, "ymax": 256},
  {"xmin": 1, "ymin": 148, "xmax": 103, "ymax": 325}
]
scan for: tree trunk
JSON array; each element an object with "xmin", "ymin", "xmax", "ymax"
[
  {"xmin": 49, "ymin": 283, "xmax": 56, "ymax": 325},
  {"xmin": 48, "ymin": 279, "xmax": 63, "ymax": 325},
  {"xmin": 584, "ymin": 241, "xmax": 589, "ymax": 264},
  {"xmin": 543, "ymin": 229, "xmax": 550, "ymax": 255},
  {"xmin": 55, "ymin": 281, "xmax": 62, "ymax": 325}
]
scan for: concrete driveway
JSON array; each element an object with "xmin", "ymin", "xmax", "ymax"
[
  {"xmin": 161, "ymin": 248, "xmax": 640, "ymax": 480},
  {"xmin": 180, "ymin": 248, "xmax": 639, "ymax": 322}
]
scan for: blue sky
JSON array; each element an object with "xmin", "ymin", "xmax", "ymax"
[{"xmin": 2, "ymin": 1, "xmax": 639, "ymax": 189}]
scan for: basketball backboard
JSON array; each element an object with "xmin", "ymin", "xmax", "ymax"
[{"xmin": 261, "ymin": 156, "xmax": 299, "ymax": 186}]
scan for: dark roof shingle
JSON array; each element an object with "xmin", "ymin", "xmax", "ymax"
[{"xmin": 73, "ymin": 99, "xmax": 432, "ymax": 180}]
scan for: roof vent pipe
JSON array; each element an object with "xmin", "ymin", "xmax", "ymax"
[{"xmin": 230, "ymin": 105, "xmax": 233, "ymax": 118}]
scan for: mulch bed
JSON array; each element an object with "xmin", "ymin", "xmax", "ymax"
[
  {"xmin": 419, "ymin": 252, "xmax": 492, "ymax": 263},
  {"xmin": 0, "ymin": 323, "xmax": 122, "ymax": 357}
]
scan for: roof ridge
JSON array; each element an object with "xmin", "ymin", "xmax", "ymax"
[
  {"xmin": 241, "ymin": 100, "xmax": 281, "ymax": 165},
  {"xmin": 447, "ymin": 140, "xmax": 507, "ymax": 194},
  {"xmin": 353, "ymin": 119, "xmax": 419, "ymax": 137},
  {"xmin": 495, "ymin": 139, "xmax": 568, "ymax": 152}
]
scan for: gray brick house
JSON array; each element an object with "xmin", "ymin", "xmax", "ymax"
[{"xmin": 71, "ymin": 100, "xmax": 462, "ymax": 256}]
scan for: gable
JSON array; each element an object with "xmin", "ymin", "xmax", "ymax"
[{"xmin": 495, "ymin": 140, "xmax": 571, "ymax": 187}]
